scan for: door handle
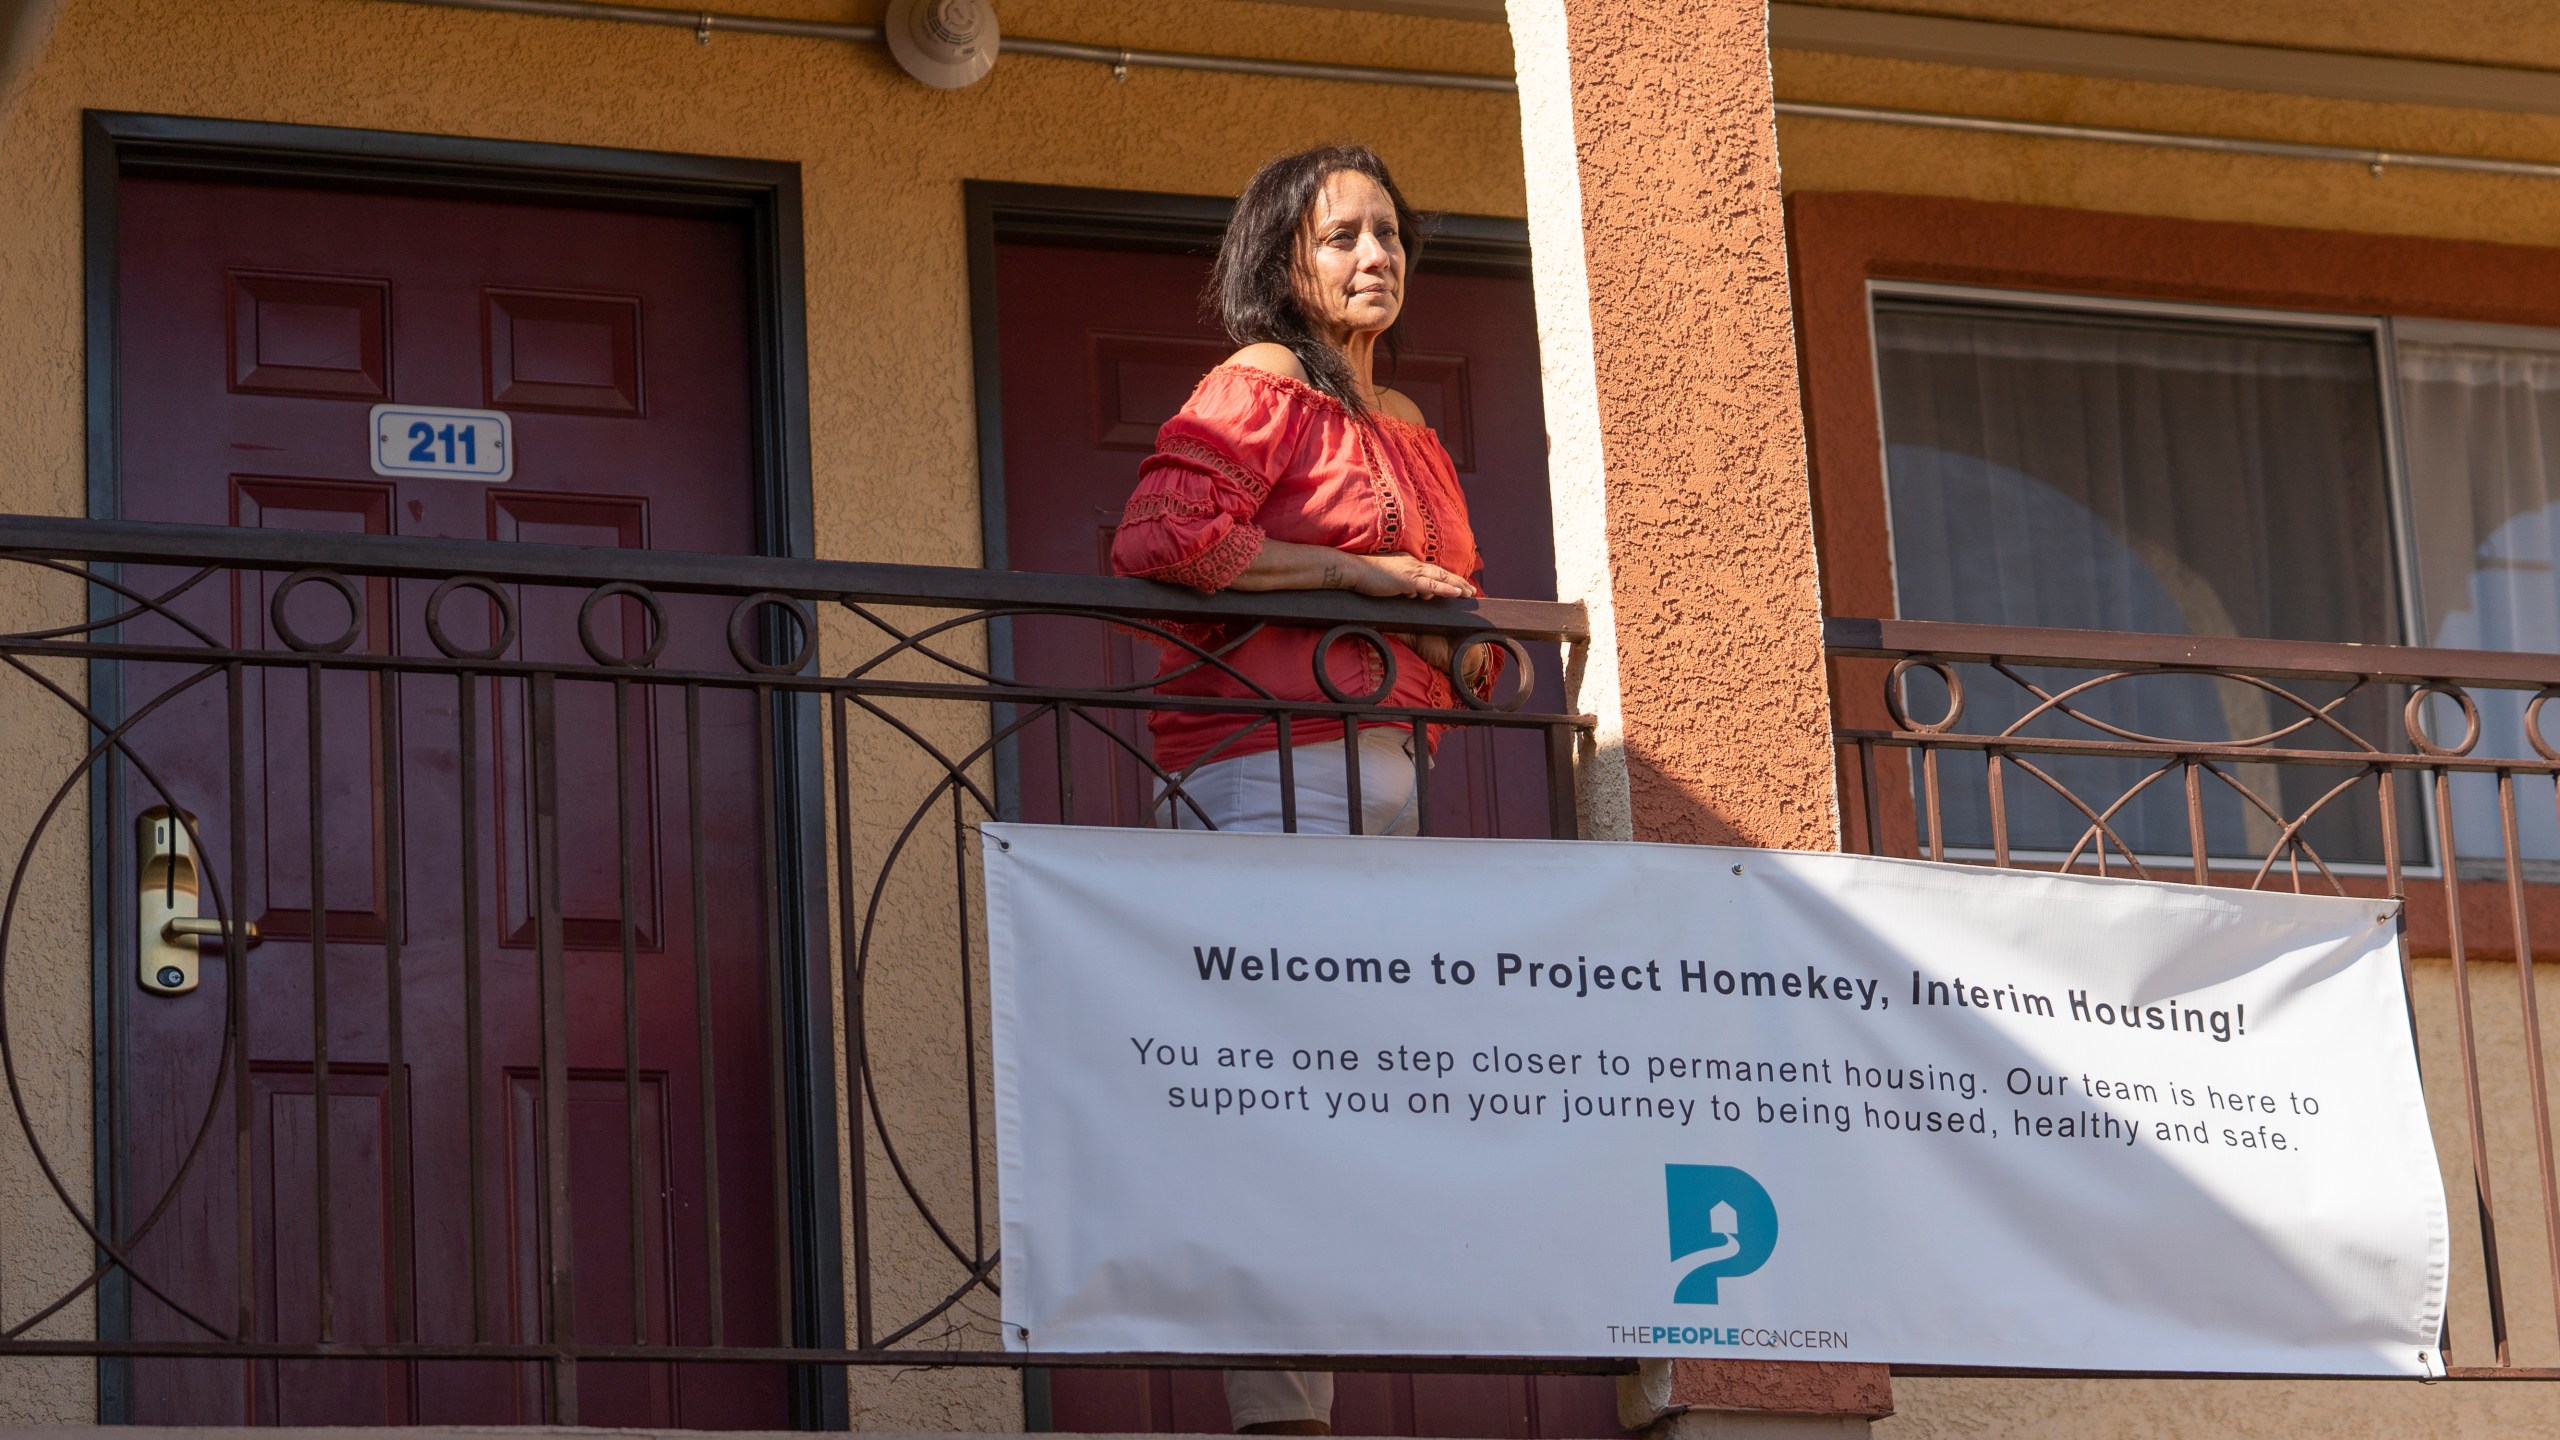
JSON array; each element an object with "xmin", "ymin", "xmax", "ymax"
[{"xmin": 138, "ymin": 807, "xmax": 259, "ymax": 996}]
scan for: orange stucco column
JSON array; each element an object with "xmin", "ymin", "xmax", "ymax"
[
  {"xmin": 1508, "ymin": 0, "xmax": 1876, "ymax": 1427},
  {"xmin": 1554, "ymin": 0, "xmax": 1837, "ymax": 850}
]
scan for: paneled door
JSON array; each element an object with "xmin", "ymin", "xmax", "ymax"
[
  {"xmin": 108, "ymin": 173, "xmax": 791, "ymax": 1427},
  {"xmin": 988, "ymin": 229, "xmax": 1623, "ymax": 1438}
]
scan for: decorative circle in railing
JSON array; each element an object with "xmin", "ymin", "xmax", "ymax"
[
  {"xmin": 424, "ymin": 575, "xmax": 518, "ymax": 661},
  {"xmin": 1449, "ymin": 632, "xmax": 1535, "ymax": 713},
  {"xmin": 1885, "ymin": 656, "xmax": 1964, "ymax": 734},
  {"xmin": 727, "ymin": 591, "xmax": 819, "ymax": 675},
  {"xmin": 2528, "ymin": 688, "xmax": 2560, "ymax": 763},
  {"xmin": 269, "ymin": 568, "xmax": 365, "ymax": 654},
  {"xmin": 1312, "ymin": 623, "xmax": 1398, "ymax": 706},
  {"xmin": 2403, "ymin": 682, "xmax": 2480, "ymax": 757},
  {"xmin": 576, "ymin": 581, "xmax": 669, "ymax": 669}
]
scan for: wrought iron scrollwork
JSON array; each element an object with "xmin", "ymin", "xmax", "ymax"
[{"xmin": 0, "ymin": 517, "xmax": 1591, "ymax": 1391}]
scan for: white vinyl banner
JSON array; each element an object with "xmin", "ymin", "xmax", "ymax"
[{"xmin": 985, "ymin": 825, "xmax": 2449, "ymax": 1375}]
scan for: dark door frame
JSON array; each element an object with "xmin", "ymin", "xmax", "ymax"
[
  {"xmin": 960, "ymin": 179, "xmax": 1533, "ymax": 834},
  {"xmin": 80, "ymin": 110, "xmax": 846, "ymax": 1428},
  {"xmin": 959, "ymin": 181, "xmax": 1530, "ymax": 1427}
]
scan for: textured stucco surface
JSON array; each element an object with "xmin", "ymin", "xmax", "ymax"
[
  {"xmin": 1667, "ymin": 1356, "xmax": 1893, "ymax": 1417},
  {"xmin": 2410, "ymin": 958, "xmax": 2560, "ymax": 1376},
  {"xmin": 0, "ymin": 0, "xmax": 1525, "ymax": 1426},
  {"xmin": 0, "ymin": 643, "xmax": 92, "ymax": 1429},
  {"xmin": 1880, "ymin": 1373, "xmax": 2560, "ymax": 1440},
  {"xmin": 1557, "ymin": 0, "xmax": 1837, "ymax": 851}
]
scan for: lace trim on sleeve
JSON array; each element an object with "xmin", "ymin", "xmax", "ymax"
[
  {"xmin": 1129, "ymin": 519, "xmax": 1266, "ymax": 593},
  {"xmin": 1121, "ymin": 489, "xmax": 1216, "ymax": 525},
  {"xmin": 1158, "ymin": 433, "xmax": 1274, "ymax": 505}
]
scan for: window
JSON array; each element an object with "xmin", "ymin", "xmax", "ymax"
[
  {"xmin": 1872, "ymin": 286, "xmax": 2560, "ymax": 873},
  {"xmin": 2397, "ymin": 320, "xmax": 2560, "ymax": 874}
]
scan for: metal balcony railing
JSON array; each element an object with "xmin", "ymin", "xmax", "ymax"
[
  {"xmin": 1830, "ymin": 615, "xmax": 2560, "ymax": 1379},
  {"xmin": 0, "ymin": 515, "xmax": 1594, "ymax": 1424},
  {"xmin": 23, "ymin": 526, "xmax": 2548, "ymax": 1408}
]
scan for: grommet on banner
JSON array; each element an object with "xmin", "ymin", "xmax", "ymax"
[{"xmin": 1731, "ymin": 864, "xmax": 1743, "ymax": 876}]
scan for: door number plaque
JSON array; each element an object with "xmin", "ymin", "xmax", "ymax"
[{"xmin": 369, "ymin": 403, "xmax": 514, "ymax": 483}]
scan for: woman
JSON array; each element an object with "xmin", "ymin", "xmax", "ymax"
[
  {"xmin": 1108, "ymin": 143, "xmax": 1493, "ymax": 1435},
  {"xmin": 1111, "ymin": 142, "xmax": 1494, "ymax": 849}
]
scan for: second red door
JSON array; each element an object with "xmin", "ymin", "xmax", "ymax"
[{"xmin": 989, "ymin": 220, "xmax": 1625, "ymax": 1439}]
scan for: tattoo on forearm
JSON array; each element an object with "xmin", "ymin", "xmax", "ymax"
[{"xmin": 1320, "ymin": 559, "xmax": 1344, "ymax": 589}]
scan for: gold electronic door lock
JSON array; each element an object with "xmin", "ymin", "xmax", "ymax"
[{"xmin": 138, "ymin": 807, "xmax": 259, "ymax": 996}]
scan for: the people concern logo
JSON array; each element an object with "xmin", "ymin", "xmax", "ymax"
[{"xmin": 1666, "ymin": 1164, "xmax": 1778, "ymax": 1304}]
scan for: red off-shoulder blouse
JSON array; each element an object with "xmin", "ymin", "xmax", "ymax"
[{"xmin": 1108, "ymin": 363, "xmax": 1491, "ymax": 775}]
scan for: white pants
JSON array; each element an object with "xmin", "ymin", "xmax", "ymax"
[
  {"xmin": 1158, "ymin": 727, "xmax": 1422, "ymax": 838},
  {"xmin": 1160, "ymin": 730, "xmax": 1416, "ymax": 1429}
]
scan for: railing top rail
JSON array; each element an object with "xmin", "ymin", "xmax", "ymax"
[
  {"xmin": 0, "ymin": 514, "xmax": 1590, "ymax": 642},
  {"xmin": 1828, "ymin": 616, "xmax": 2560, "ymax": 690}
]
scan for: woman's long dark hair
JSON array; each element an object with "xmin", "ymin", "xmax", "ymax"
[{"xmin": 1210, "ymin": 142, "xmax": 1425, "ymax": 419}]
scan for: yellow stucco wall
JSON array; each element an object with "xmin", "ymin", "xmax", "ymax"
[
  {"xmin": 1788, "ymin": 0, "xmax": 2560, "ymax": 72},
  {"xmin": 1778, "ymin": 3, "xmax": 2560, "ymax": 1432},
  {"xmin": 0, "ymin": 0, "xmax": 1522, "ymax": 1427},
  {"xmin": 1771, "ymin": 5, "xmax": 2560, "ymax": 247}
]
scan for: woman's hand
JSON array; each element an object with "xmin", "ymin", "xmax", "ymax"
[
  {"xmin": 1347, "ymin": 553, "xmax": 1477, "ymax": 599},
  {"xmin": 1395, "ymin": 632, "xmax": 1495, "ymax": 693},
  {"xmin": 1228, "ymin": 540, "xmax": 1478, "ymax": 598}
]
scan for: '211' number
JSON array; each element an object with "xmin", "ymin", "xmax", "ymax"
[{"xmin": 407, "ymin": 421, "xmax": 478, "ymax": 466}]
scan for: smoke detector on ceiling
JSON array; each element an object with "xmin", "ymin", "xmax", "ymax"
[{"xmin": 885, "ymin": 0, "xmax": 1001, "ymax": 89}]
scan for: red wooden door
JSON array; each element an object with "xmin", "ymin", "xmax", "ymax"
[
  {"xmin": 995, "ymin": 241, "xmax": 1567, "ymax": 837},
  {"xmin": 989, "ymin": 237, "xmax": 1622, "ymax": 1438},
  {"xmin": 109, "ymin": 176, "xmax": 790, "ymax": 1427}
]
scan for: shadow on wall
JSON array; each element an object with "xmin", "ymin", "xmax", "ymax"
[
  {"xmin": 0, "ymin": 0, "xmax": 63, "ymax": 119},
  {"xmin": 1621, "ymin": 740, "xmax": 1816, "ymax": 850}
]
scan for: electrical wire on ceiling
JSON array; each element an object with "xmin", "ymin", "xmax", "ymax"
[
  {"xmin": 383, "ymin": 0, "xmax": 1514, "ymax": 90},
  {"xmin": 382, "ymin": 0, "xmax": 2560, "ymax": 184}
]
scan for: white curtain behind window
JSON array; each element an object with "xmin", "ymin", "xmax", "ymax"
[
  {"xmin": 1877, "ymin": 301, "xmax": 2407, "ymax": 865},
  {"xmin": 2398, "ymin": 334, "xmax": 2560, "ymax": 869}
]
